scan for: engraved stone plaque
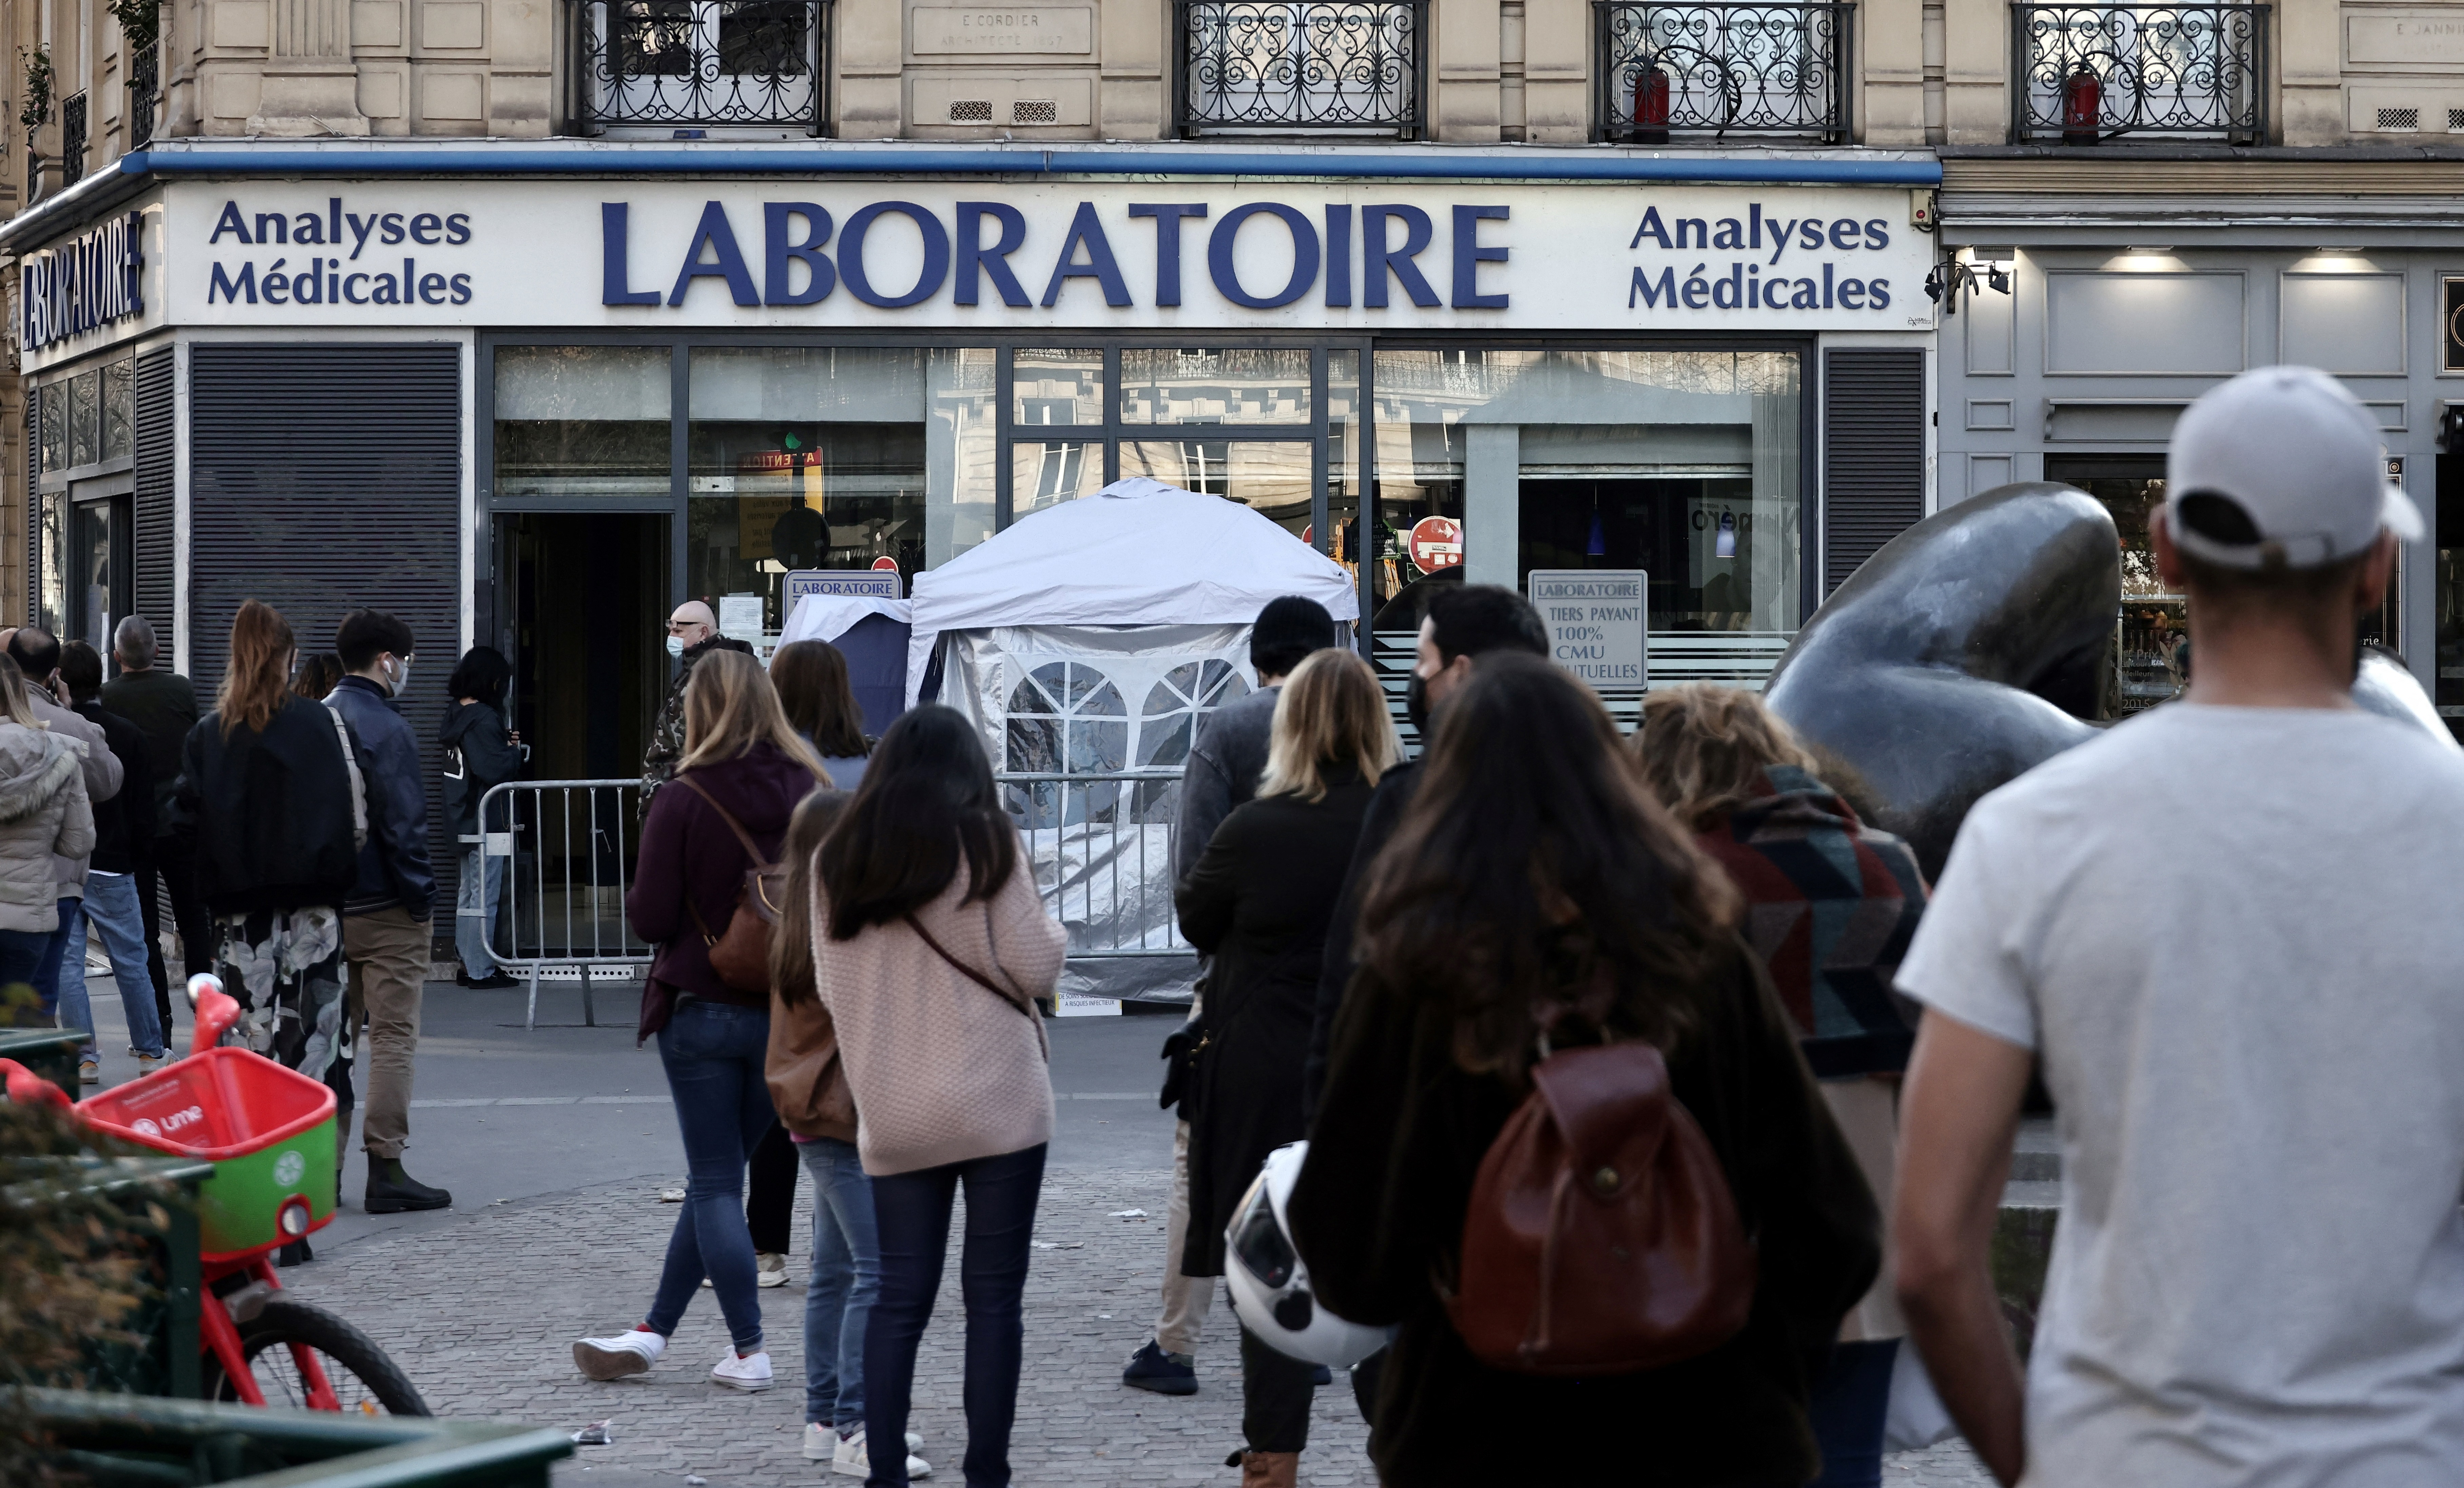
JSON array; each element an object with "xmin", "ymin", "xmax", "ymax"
[
  {"xmin": 912, "ymin": 7, "xmax": 1093, "ymax": 55},
  {"xmin": 2347, "ymin": 14, "xmax": 2464, "ymax": 69}
]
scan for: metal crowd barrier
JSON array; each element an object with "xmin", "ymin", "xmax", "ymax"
[
  {"xmin": 475, "ymin": 779, "xmax": 655, "ymax": 1031},
  {"xmin": 996, "ymin": 768, "xmax": 1191, "ymax": 959}
]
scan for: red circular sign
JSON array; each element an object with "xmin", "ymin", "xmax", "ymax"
[
  {"xmin": 870, "ymin": 556, "xmax": 899, "ymax": 572},
  {"xmin": 1407, "ymin": 516, "xmax": 1464, "ymax": 576}
]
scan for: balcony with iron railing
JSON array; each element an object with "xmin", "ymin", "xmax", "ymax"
[
  {"xmin": 59, "ymin": 91, "xmax": 86, "ymax": 183},
  {"xmin": 127, "ymin": 42, "xmax": 158, "ymax": 151},
  {"xmin": 1594, "ymin": 3, "xmax": 1854, "ymax": 143},
  {"xmin": 1175, "ymin": 1, "xmax": 1426, "ymax": 138},
  {"xmin": 2011, "ymin": 4, "xmax": 2267, "ymax": 143},
  {"xmin": 568, "ymin": 0, "xmax": 830, "ymax": 135}
]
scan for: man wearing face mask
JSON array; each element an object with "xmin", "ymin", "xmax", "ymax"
[
  {"xmin": 641, "ymin": 600, "xmax": 755, "ymax": 810},
  {"xmin": 327, "ymin": 609, "xmax": 448, "ymax": 1214},
  {"xmin": 1300, "ymin": 583, "xmax": 1547, "ymax": 1123}
]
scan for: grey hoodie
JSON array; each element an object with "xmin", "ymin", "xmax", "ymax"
[{"xmin": 0, "ymin": 722, "xmax": 92, "ymax": 932}]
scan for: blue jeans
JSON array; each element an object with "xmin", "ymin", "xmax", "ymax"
[
  {"xmin": 865, "ymin": 1143, "xmax": 1047, "ymax": 1488},
  {"xmin": 1809, "ymin": 1338, "xmax": 1900, "ymax": 1488},
  {"xmin": 34, "ymin": 896, "xmax": 78, "ymax": 1020},
  {"xmin": 0, "ymin": 924, "xmax": 52, "ymax": 1006},
  {"xmin": 644, "ymin": 997, "xmax": 776, "ymax": 1354},
  {"xmin": 454, "ymin": 843, "xmax": 505, "ymax": 977},
  {"xmin": 56, "ymin": 874, "xmax": 167, "ymax": 1060},
  {"xmin": 799, "ymin": 1136, "xmax": 881, "ymax": 1429}
]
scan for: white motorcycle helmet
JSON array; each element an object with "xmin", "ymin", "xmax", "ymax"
[{"xmin": 1224, "ymin": 1141, "xmax": 1395, "ymax": 1368}]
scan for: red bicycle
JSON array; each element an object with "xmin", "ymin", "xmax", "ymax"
[{"xmin": 2, "ymin": 975, "xmax": 427, "ymax": 1415}]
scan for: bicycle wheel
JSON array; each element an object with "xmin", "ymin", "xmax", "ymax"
[{"xmin": 204, "ymin": 1298, "xmax": 431, "ymax": 1416}]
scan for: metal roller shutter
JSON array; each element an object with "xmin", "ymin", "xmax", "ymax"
[
  {"xmin": 133, "ymin": 348, "xmax": 174, "ymax": 641},
  {"xmin": 1822, "ymin": 348, "xmax": 1927, "ymax": 596},
  {"xmin": 25, "ymin": 385, "xmax": 38, "ymax": 626},
  {"xmin": 189, "ymin": 343, "xmax": 462, "ymax": 928}
]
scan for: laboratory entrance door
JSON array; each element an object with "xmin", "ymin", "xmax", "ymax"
[{"xmin": 495, "ymin": 512, "xmax": 668, "ymax": 781}]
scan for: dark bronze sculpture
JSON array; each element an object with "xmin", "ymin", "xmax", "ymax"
[{"xmin": 1764, "ymin": 481, "xmax": 2456, "ymax": 879}]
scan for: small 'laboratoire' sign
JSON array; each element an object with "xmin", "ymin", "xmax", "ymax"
[
  {"xmin": 1528, "ymin": 570, "xmax": 1647, "ymax": 691},
  {"xmin": 785, "ymin": 570, "xmax": 903, "ymax": 607}
]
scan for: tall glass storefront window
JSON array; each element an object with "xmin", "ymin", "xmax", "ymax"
[
  {"xmin": 1369, "ymin": 349, "xmax": 1804, "ymax": 668},
  {"xmin": 685, "ymin": 347, "xmax": 995, "ymax": 645},
  {"xmin": 2044, "ymin": 458, "xmax": 2178, "ymax": 715},
  {"xmin": 494, "ymin": 346, "xmax": 671, "ymax": 499}
]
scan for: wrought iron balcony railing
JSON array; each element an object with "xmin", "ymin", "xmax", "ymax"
[
  {"xmin": 60, "ymin": 91, "xmax": 86, "ymax": 182},
  {"xmin": 127, "ymin": 43, "xmax": 158, "ymax": 151},
  {"xmin": 1176, "ymin": 1, "xmax": 1426, "ymax": 138},
  {"xmin": 2011, "ymin": 4, "xmax": 2266, "ymax": 143},
  {"xmin": 569, "ymin": 0, "xmax": 830, "ymax": 135},
  {"xmin": 1594, "ymin": 3, "xmax": 1853, "ymax": 142}
]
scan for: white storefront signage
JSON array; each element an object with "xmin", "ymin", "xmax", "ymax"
[
  {"xmin": 21, "ymin": 210, "xmax": 145, "ymax": 352},
  {"xmin": 143, "ymin": 180, "xmax": 1934, "ymax": 335},
  {"xmin": 1528, "ymin": 569, "xmax": 1649, "ymax": 691}
]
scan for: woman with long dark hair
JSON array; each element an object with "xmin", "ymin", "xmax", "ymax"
[
  {"xmin": 816, "ymin": 704, "xmax": 1064, "ymax": 1488},
  {"xmin": 1175, "ymin": 648, "xmax": 1393, "ymax": 1487},
  {"xmin": 179, "ymin": 600, "xmax": 364, "ymax": 1086},
  {"xmin": 1289, "ymin": 654, "xmax": 1881, "ymax": 1486},
  {"xmin": 292, "ymin": 651, "xmax": 346, "ymax": 701},
  {"xmin": 771, "ymin": 639, "xmax": 874, "ymax": 791},
  {"xmin": 441, "ymin": 645, "xmax": 525, "ymax": 989},
  {"xmin": 573, "ymin": 649, "xmax": 826, "ymax": 1392}
]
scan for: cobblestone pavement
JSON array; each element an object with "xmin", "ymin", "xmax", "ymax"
[{"xmin": 284, "ymin": 1164, "xmax": 1992, "ymax": 1486}]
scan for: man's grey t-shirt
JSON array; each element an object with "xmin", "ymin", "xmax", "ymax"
[{"xmin": 1899, "ymin": 703, "xmax": 2464, "ymax": 1487}]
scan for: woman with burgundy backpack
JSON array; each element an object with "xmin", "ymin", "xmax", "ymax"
[
  {"xmin": 1288, "ymin": 654, "xmax": 1882, "ymax": 1487},
  {"xmin": 571, "ymin": 648, "xmax": 827, "ymax": 1394},
  {"xmin": 814, "ymin": 704, "xmax": 1065, "ymax": 1488}
]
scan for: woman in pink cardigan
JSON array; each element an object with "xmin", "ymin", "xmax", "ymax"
[{"xmin": 815, "ymin": 704, "xmax": 1065, "ymax": 1488}]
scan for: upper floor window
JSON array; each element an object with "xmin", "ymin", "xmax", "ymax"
[
  {"xmin": 1176, "ymin": 1, "xmax": 1427, "ymax": 138},
  {"xmin": 1593, "ymin": 3, "xmax": 1855, "ymax": 143},
  {"xmin": 569, "ymin": 0, "xmax": 832, "ymax": 135},
  {"xmin": 2011, "ymin": 4, "xmax": 2267, "ymax": 143}
]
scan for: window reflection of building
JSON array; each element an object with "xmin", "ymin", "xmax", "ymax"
[{"xmin": 2044, "ymin": 460, "xmax": 2181, "ymax": 714}]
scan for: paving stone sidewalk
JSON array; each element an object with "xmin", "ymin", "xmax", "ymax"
[{"xmin": 281, "ymin": 1165, "xmax": 1991, "ymax": 1487}]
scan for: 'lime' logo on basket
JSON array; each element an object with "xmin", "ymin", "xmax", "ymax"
[
  {"xmin": 132, "ymin": 1117, "xmax": 160, "ymax": 1138},
  {"xmin": 273, "ymin": 1150, "xmax": 306, "ymax": 1185}
]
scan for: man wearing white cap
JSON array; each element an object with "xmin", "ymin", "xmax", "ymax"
[{"xmin": 1889, "ymin": 365, "xmax": 2464, "ymax": 1486}]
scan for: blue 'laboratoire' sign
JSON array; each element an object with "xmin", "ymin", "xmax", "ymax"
[
  {"xmin": 23, "ymin": 211, "xmax": 143, "ymax": 351},
  {"xmin": 787, "ymin": 571, "xmax": 903, "ymax": 606},
  {"xmin": 154, "ymin": 181, "xmax": 1935, "ymax": 336}
]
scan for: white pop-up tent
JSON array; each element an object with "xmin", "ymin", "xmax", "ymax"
[
  {"xmin": 906, "ymin": 475, "xmax": 1359, "ymax": 714},
  {"xmin": 903, "ymin": 476, "xmax": 1359, "ymax": 999}
]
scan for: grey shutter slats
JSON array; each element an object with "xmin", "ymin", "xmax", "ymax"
[
  {"xmin": 24, "ymin": 386, "xmax": 38, "ymax": 626},
  {"xmin": 134, "ymin": 349, "xmax": 174, "ymax": 640},
  {"xmin": 1823, "ymin": 348, "xmax": 1926, "ymax": 596},
  {"xmin": 190, "ymin": 343, "xmax": 463, "ymax": 925}
]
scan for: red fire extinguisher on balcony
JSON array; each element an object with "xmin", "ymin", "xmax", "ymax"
[
  {"xmin": 1633, "ymin": 63, "xmax": 1671, "ymax": 145},
  {"xmin": 2061, "ymin": 64, "xmax": 2101, "ymax": 144}
]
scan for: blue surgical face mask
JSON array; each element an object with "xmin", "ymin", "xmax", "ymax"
[{"xmin": 665, "ymin": 635, "xmax": 686, "ymax": 659}]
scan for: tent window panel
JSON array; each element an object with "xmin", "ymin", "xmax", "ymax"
[
  {"xmin": 1138, "ymin": 659, "xmax": 1251, "ymax": 768},
  {"xmin": 1005, "ymin": 660, "xmax": 1129, "ymax": 774},
  {"xmin": 1120, "ymin": 348, "xmax": 1312, "ymax": 426}
]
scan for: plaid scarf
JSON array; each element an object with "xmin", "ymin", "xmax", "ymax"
[{"xmin": 1696, "ymin": 765, "xmax": 1928, "ymax": 1078}]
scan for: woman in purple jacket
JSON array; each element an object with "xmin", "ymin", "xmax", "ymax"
[{"xmin": 571, "ymin": 649, "xmax": 827, "ymax": 1393}]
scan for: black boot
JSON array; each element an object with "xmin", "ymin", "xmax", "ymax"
[
  {"xmin": 365, "ymin": 1158, "xmax": 453, "ymax": 1214},
  {"xmin": 276, "ymin": 1236, "xmax": 314, "ymax": 1267}
]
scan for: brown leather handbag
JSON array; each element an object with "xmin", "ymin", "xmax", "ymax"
[
  {"xmin": 677, "ymin": 776, "xmax": 786, "ymax": 996},
  {"xmin": 1445, "ymin": 1038, "xmax": 1756, "ymax": 1376}
]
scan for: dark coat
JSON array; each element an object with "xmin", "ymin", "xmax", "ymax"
[
  {"xmin": 1301, "ymin": 757, "xmax": 1420, "ymax": 1123},
  {"xmin": 1288, "ymin": 937, "xmax": 1882, "ymax": 1487},
  {"xmin": 640, "ymin": 635, "xmax": 757, "ymax": 807},
  {"xmin": 440, "ymin": 700, "xmax": 524, "ymax": 838},
  {"xmin": 1175, "ymin": 768, "xmax": 1373, "ymax": 1277},
  {"xmin": 326, "ymin": 676, "xmax": 436, "ymax": 922},
  {"xmin": 626, "ymin": 741, "xmax": 816, "ymax": 1039},
  {"xmin": 98, "ymin": 668, "xmax": 196, "ymax": 839},
  {"xmin": 179, "ymin": 696, "xmax": 362, "ymax": 917},
  {"xmin": 70, "ymin": 699, "xmax": 155, "ymax": 875}
]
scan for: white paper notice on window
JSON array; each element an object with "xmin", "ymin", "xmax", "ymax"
[
  {"xmin": 1526, "ymin": 570, "xmax": 1648, "ymax": 692},
  {"xmin": 719, "ymin": 592, "xmax": 766, "ymax": 642}
]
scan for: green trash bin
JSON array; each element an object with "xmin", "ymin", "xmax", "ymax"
[
  {"xmin": 0, "ymin": 1026, "xmax": 88, "ymax": 1094},
  {"xmin": 13, "ymin": 1388, "xmax": 573, "ymax": 1487}
]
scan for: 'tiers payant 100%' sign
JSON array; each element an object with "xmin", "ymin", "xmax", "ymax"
[{"xmin": 1528, "ymin": 570, "xmax": 1648, "ymax": 691}]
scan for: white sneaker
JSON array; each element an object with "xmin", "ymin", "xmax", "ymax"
[
  {"xmin": 833, "ymin": 1428, "xmax": 930, "ymax": 1479},
  {"xmin": 803, "ymin": 1424, "xmax": 837, "ymax": 1461},
  {"xmin": 756, "ymin": 1251, "xmax": 790, "ymax": 1288},
  {"xmin": 710, "ymin": 1349, "xmax": 773, "ymax": 1391},
  {"xmin": 572, "ymin": 1328, "xmax": 665, "ymax": 1380},
  {"xmin": 134, "ymin": 1053, "xmax": 166, "ymax": 1076}
]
